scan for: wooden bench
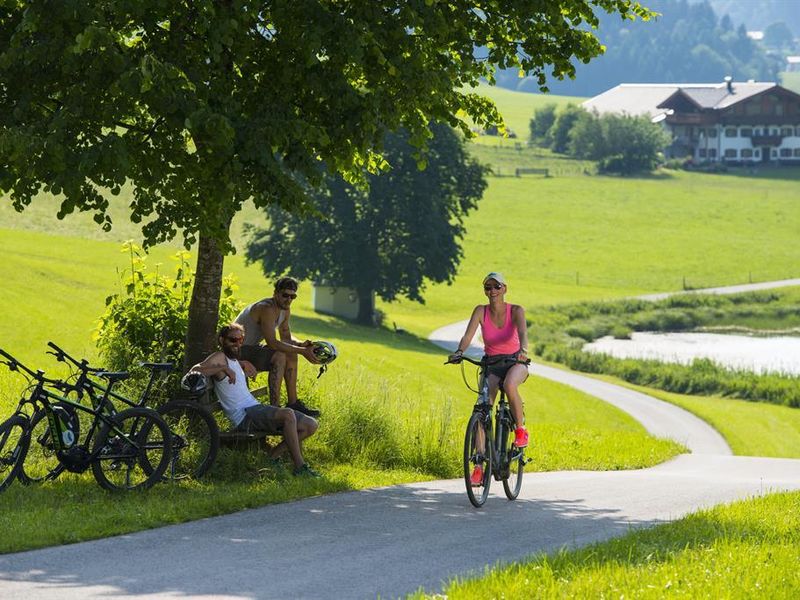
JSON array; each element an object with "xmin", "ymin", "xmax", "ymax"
[
  {"xmin": 515, "ymin": 167, "xmax": 550, "ymax": 177},
  {"xmin": 199, "ymin": 386, "xmax": 278, "ymax": 450}
]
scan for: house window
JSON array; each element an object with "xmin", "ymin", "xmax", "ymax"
[
  {"xmin": 781, "ymin": 127, "xmax": 793, "ymax": 136},
  {"xmin": 754, "ymin": 149, "xmax": 760, "ymax": 158},
  {"xmin": 709, "ymin": 148, "xmax": 717, "ymax": 158},
  {"xmin": 772, "ymin": 149, "xmax": 778, "ymax": 157},
  {"xmin": 740, "ymin": 128, "xmax": 753, "ymax": 137},
  {"xmin": 794, "ymin": 148, "xmax": 800, "ymax": 157},
  {"xmin": 772, "ymin": 128, "xmax": 779, "ymax": 136},
  {"xmin": 698, "ymin": 148, "xmax": 707, "ymax": 158},
  {"xmin": 741, "ymin": 149, "xmax": 753, "ymax": 158},
  {"xmin": 795, "ymin": 126, "xmax": 800, "ymax": 136},
  {"xmin": 724, "ymin": 149, "xmax": 737, "ymax": 158},
  {"xmin": 753, "ymin": 128, "xmax": 761, "ymax": 136},
  {"xmin": 725, "ymin": 128, "xmax": 737, "ymax": 137},
  {"xmin": 707, "ymin": 128, "xmax": 718, "ymax": 138},
  {"xmin": 745, "ymin": 102, "xmax": 761, "ymax": 116},
  {"xmin": 780, "ymin": 148, "xmax": 792, "ymax": 157}
]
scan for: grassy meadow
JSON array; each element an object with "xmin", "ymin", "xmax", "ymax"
[
  {"xmin": 0, "ymin": 229, "xmax": 681, "ymax": 553},
  {"xmin": 423, "ymin": 490, "xmax": 800, "ymax": 599},
  {"xmin": 2, "ymin": 84, "xmax": 800, "ymax": 556}
]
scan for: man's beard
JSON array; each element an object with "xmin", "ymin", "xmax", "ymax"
[{"xmin": 223, "ymin": 346, "xmax": 240, "ymax": 359}]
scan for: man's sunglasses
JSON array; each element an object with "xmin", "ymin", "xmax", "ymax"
[
  {"xmin": 484, "ymin": 284, "xmax": 503, "ymax": 291},
  {"xmin": 226, "ymin": 336, "xmax": 244, "ymax": 343},
  {"xmin": 281, "ymin": 292, "xmax": 297, "ymax": 300}
]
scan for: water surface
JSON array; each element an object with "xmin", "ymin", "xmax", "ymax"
[{"xmin": 584, "ymin": 332, "xmax": 800, "ymax": 375}]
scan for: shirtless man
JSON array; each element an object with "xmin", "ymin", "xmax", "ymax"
[{"xmin": 234, "ymin": 276, "xmax": 321, "ymax": 417}]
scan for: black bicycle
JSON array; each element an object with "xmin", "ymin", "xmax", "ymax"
[
  {"xmin": 0, "ymin": 349, "xmax": 172, "ymax": 492},
  {"xmin": 18, "ymin": 342, "xmax": 219, "ymax": 483},
  {"xmin": 446, "ymin": 353, "xmax": 529, "ymax": 508}
]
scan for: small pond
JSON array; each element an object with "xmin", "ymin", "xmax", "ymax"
[{"xmin": 583, "ymin": 332, "xmax": 800, "ymax": 376}]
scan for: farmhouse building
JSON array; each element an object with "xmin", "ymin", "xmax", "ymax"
[{"xmin": 583, "ymin": 79, "xmax": 800, "ymax": 165}]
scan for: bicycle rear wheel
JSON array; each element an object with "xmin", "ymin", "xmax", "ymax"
[
  {"xmin": 0, "ymin": 415, "xmax": 30, "ymax": 493},
  {"xmin": 18, "ymin": 407, "xmax": 72, "ymax": 484},
  {"xmin": 91, "ymin": 407, "xmax": 172, "ymax": 491},
  {"xmin": 464, "ymin": 412, "xmax": 492, "ymax": 508},
  {"xmin": 157, "ymin": 399, "xmax": 219, "ymax": 480}
]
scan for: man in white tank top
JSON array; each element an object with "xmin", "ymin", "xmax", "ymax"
[
  {"xmin": 234, "ymin": 276, "xmax": 322, "ymax": 417},
  {"xmin": 190, "ymin": 323, "xmax": 320, "ymax": 477}
]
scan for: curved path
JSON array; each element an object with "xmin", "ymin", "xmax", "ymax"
[{"xmin": 2, "ymin": 280, "xmax": 800, "ymax": 599}]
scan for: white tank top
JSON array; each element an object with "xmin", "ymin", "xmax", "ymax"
[
  {"xmin": 212, "ymin": 357, "xmax": 259, "ymax": 427},
  {"xmin": 235, "ymin": 301, "xmax": 286, "ymax": 345}
]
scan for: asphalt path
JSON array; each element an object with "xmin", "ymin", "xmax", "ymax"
[{"xmin": 2, "ymin": 280, "xmax": 800, "ymax": 599}]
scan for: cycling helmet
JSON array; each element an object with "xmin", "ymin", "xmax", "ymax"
[
  {"xmin": 311, "ymin": 341, "xmax": 338, "ymax": 365},
  {"xmin": 181, "ymin": 371, "xmax": 209, "ymax": 396}
]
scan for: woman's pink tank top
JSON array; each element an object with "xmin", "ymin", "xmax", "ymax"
[{"xmin": 481, "ymin": 303, "xmax": 519, "ymax": 355}]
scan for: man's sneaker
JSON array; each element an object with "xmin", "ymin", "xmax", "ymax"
[
  {"xmin": 469, "ymin": 464, "xmax": 484, "ymax": 487},
  {"xmin": 293, "ymin": 463, "xmax": 322, "ymax": 478},
  {"xmin": 286, "ymin": 400, "xmax": 321, "ymax": 418},
  {"xmin": 514, "ymin": 426, "xmax": 529, "ymax": 448}
]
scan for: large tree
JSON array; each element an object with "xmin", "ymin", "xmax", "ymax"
[
  {"xmin": 0, "ymin": 0, "xmax": 653, "ymax": 367},
  {"xmin": 246, "ymin": 123, "xmax": 487, "ymax": 324}
]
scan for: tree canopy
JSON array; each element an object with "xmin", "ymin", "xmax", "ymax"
[
  {"xmin": 246, "ymin": 123, "xmax": 487, "ymax": 325},
  {"xmin": 0, "ymin": 0, "xmax": 654, "ymax": 365}
]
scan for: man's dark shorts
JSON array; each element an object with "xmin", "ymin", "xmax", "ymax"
[
  {"xmin": 240, "ymin": 344, "xmax": 277, "ymax": 372},
  {"xmin": 236, "ymin": 404, "xmax": 303, "ymax": 435}
]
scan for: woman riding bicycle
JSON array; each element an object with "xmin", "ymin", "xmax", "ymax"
[{"xmin": 448, "ymin": 272, "xmax": 530, "ymax": 485}]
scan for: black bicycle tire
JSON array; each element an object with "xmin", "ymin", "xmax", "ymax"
[
  {"xmin": 17, "ymin": 407, "xmax": 70, "ymax": 484},
  {"xmin": 156, "ymin": 399, "xmax": 219, "ymax": 480},
  {"xmin": 90, "ymin": 407, "xmax": 172, "ymax": 492},
  {"xmin": 502, "ymin": 444, "xmax": 525, "ymax": 500},
  {"xmin": 0, "ymin": 415, "xmax": 30, "ymax": 493},
  {"xmin": 464, "ymin": 412, "xmax": 492, "ymax": 508}
]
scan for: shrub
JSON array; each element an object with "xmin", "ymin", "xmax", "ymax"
[{"xmin": 95, "ymin": 242, "xmax": 241, "ymax": 379}]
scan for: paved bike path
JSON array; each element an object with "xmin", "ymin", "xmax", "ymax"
[
  {"xmin": 2, "ymin": 279, "xmax": 800, "ymax": 599},
  {"xmin": 1, "ymin": 454, "xmax": 799, "ymax": 600}
]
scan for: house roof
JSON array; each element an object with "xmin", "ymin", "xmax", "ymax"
[{"xmin": 582, "ymin": 81, "xmax": 780, "ymax": 120}]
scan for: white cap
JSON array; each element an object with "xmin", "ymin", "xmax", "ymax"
[{"xmin": 482, "ymin": 272, "xmax": 506, "ymax": 286}]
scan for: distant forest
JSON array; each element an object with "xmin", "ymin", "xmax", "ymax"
[
  {"xmin": 492, "ymin": 0, "xmax": 782, "ymax": 97},
  {"xmin": 704, "ymin": 0, "xmax": 800, "ymax": 36}
]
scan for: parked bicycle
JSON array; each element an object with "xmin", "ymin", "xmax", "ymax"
[
  {"xmin": 18, "ymin": 342, "xmax": 219, "ymax": 483},
  {"xmin": 446, "ymin": 353, "xmax": 530, "ymax": 507},
  {"xmin": 0, "ymin": 348, "xmax": 172, "ymax": 492}
]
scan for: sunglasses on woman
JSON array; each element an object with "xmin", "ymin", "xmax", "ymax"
[{"xmin": 484, "ymin": 284, "xmax": 503, "ymax": 291}]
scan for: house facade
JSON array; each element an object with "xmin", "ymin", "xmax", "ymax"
[{"xmin": 583, "ymin": 80, "xmax": 800, "ymax": 165}]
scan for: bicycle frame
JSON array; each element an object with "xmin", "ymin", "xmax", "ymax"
[
  {"xmin": 1, "ymin": 349, "xmax": 151, "ymax": 474},
  {"xmin": 470, "ymin": 362, "xmax": 517, "ymax": 478},
  {"xmin": 47, "ymin": 341, "xmax": 171, "ymax": 412}
]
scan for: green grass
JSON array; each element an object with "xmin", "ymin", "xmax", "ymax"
[
  {"xmin": 379, "ymin": 168, "xmax": 800, "ymax": 335},
  {"xmin": 780, "ymin": 71, "xmax": 800, "ymax": 95},
  {"xmin": 0, "ymin": 229, "xmax": 682, "ymax": 553},
  {"xmin": 423, "ymin": 490, "xmax": 800, "ymax": 599},
  {"xmin": 468, "ymin": 83, "xmax": 584, "ymax": 142},
  {"xmin": 634, "ymin": 385, "xmax": 800, "ymax": 458}
]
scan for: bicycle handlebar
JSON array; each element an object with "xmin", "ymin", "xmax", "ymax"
[
  {"xmin": 47, "ymin": 340, "xmax": 96, "ymax": 372},
  {"xmin": 0, "ymin": 347, "xmax": 71, "ymax": 390},
  {"xmin": 444, "ymin": 354, "xmax": 531, "ymax": 367}
]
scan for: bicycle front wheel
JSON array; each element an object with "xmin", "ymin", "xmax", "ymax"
[
  {"xmin": 0, "ymin": 415, "xmax": 30, "ymax": 493},
  {"xmin": 157, "ymin": 400, "xmax": 219, "ymax": 480},
  {"xmin": 464, "ymin": 412, "xmax": 492, "ymax": 508},
  {"xmin": 91, "ymin": 407, "xmax": 172, "ymax": 492},
  {"xmin": 18, "ymin": 407, "xmax": 71, "ymax": 484},
  {"xmin": 502, "ymin": 443, "xmax": 525, "ymax": 500}
]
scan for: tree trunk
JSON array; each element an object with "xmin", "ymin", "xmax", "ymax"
[
  {"xmin": 183, "ymin": 232, "xmax": 225, "ymax": 371},
  {"xmin": 355, "ymin": 288, "xmax": 374, "ymax": 326}
]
